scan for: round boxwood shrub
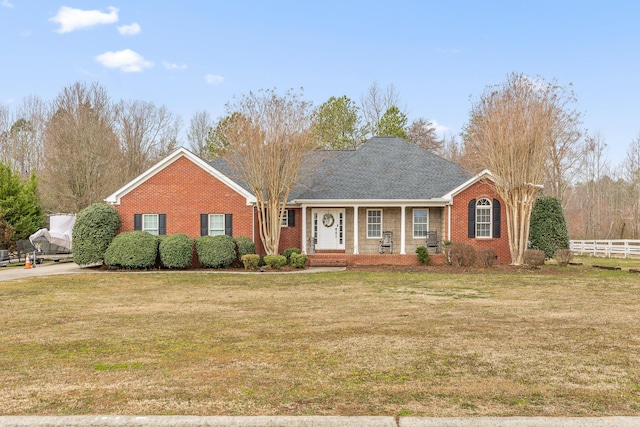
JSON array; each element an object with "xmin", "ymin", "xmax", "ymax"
[
  {"xmin": 72, "ymin": 203, "xmax": 121, "ymax": 265},
  {"xmin": 529, "ymin": 196, "xmax": 569, "ymax": 258},
  {"xmin": 195, "ymin": 235, "xmax": 236, "ymax": 268},
  {"xmin": 282, "ymin": 247, "xmax": 301, "ymax": 263},
  {"xmin": 159, "ymin": 234, "xmax": 193, "ymax": 269},
  {"xmin": 289, "ymin": 252, "xmax": 308, "ymax": 269},
  {"xmin": 234, "ymin": 236, "xmax": 256, "ymax": 259},
  {"xmin": 264, "ymin": 254, "xmax": 287, "ymax": 269},
  {"xmin": 104, "ymin": 231, "xmax": 158, "ymax": 269},
  {"xmin": 241, "ymin": 254, "xmax": 261, "ymax": 270}
]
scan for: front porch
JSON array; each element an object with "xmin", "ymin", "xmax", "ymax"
[{"xmin": 300, "ymin": 204, "xmax": 448, "ymax": 257}]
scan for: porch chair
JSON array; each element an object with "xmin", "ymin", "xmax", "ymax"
[
  {"xmin": 379, "ymin": 231, "xmax": 393, "ymax": 254},
  {"xmin": 426, "ymin": 230, "xmax": 440, "ymax": 254}
]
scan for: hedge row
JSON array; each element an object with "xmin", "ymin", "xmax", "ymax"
[{"xmin": 102, "ymin": 231, "xmax": 256, "ymax": 270}]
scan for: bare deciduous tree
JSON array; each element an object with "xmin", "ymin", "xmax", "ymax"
[
  {"xmin": 113, "ymin": 100, "xmax": 181, "ymax": 181},
  {"xmin": 221, "ymin": 89, "xmax": 316, "ymax": 255},
  {"xmin": 360, "ymin": 82, "xmax": 403, "ymax": 137},
  {"xmin": 463, "ymin": 73, "xmax": 577, "ymax": 265},
  {"xmin": 622, "ymin": 132, "xmax": 640, "ymax": 237},
  {"xmin": 541, "ymin": 87, "xmax": 583, "ymax": 207},
  {"xmin": 41, "ymin": 82, "xmax": 122, "ymax": 213},
  {"xmin": 406, "ymin": 117, "xmax": 442, "ymax": 152},
  {"xmin": 187, "ymin": 110, "xmax": 213, "ymax": 159}
]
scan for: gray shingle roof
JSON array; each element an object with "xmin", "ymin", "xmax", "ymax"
[{"xmin": 211, "ymin": 136, "xmax": 471, "ymax": 202}]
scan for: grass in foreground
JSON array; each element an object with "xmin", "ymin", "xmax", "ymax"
[{"xmin": 1, "ymin": 264, "xmax": 639, "ymax": 416}]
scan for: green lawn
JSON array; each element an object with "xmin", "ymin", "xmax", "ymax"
[{"xmin": 1, "ymin": 263, "xmax": 639, "ymax": 416}]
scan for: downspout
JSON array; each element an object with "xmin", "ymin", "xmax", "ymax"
[{"xmin": 447, "ymin": 203, "xmax": 451, "ymax": 242}]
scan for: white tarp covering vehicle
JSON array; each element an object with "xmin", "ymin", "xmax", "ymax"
[{"xmin": 29, "ymin": 214, "xmax": 76, "ymax": 255}]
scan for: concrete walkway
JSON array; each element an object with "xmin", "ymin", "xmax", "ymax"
[
  {"xmin": 0, "ymin": 262, "xmax": 345, "ymax": 282},
  {"xmin": 1, "ymin": 416, "xmax": 640, "ymax": 426}
]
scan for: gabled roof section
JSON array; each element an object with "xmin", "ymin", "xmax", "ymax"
[
  {"xmin": 104, "ymin": 147, "xmax": 256, "ymax": 205},
  {"xmin": 442, "ymin": 169, "xmax": 495, "ymax": 201},
  {"xmin": 290, "ymin": 136, "xmax": 472, "ymax": 201}
]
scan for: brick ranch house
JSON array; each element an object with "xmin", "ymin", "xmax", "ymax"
[{"xmin": 105, "ymin": 136, "xmax": 510, "ymax": 266}]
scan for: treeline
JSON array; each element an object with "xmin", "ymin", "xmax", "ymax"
[{"xmin": 1, "ymin": 79, "xmax": 639, "ymax": 240}]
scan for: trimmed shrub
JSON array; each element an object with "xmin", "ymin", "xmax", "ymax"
[
  {"xmin": 449, "ymin": 242, "xmax": 476, "ymax": 267},
  {"xmin": 554, "ymin": 248, "xmax": 573, "ymax": 267},
  {"xmin": 234, "ymin": 236, "xmax": 256, "ymax": 259},
  {"xmin": 282, "ymin": 247, "xmax": 301, "ymax": 262},
  {"xmin": 73, "ymin": 203, "xmax": 121, "ymax": 265},
  {"xmin": 524, "ymin": 249, "xmax": 546, "ymax": 267},
  {"xmin": 195, "ymin": 235, "xmax": 236, "ymax": 268},
  {"xmin": 159, "ymin": 234, "xmax": 193, "ymax": 269},
  {"xmin": 415, "ymin": 246, "xmax": 430, "ymax": 265},
  {"xmin": 264, "ymin": 254, "xmax": 287, "ymax": 269},
  {"xmin": 529, "ymin": 196, "xmax": 569, "ymax": 258},
  {"xmin": 289, "ymin": 252, "xmax": 308, "ymax": 269},
  {"xmin": 478, "ymin": 247, "xmax": 497, "ymax": 268},
  {"xmin": 104, "ymin": 231, "xmax": 158, "ymax": 269},
  {"xmin": 241, "ymin": 254, "xmax": 261, "ymax": 270}
]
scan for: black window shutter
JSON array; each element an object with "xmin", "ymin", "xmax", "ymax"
[
  {"xmin": 134, "ymin": 214, "xmax": 142, "ymax": 231},
  {"xmin": 287, "ymin": 209, "xmax": 295, "ymax": 227},
  {"xmin": 467, "ymin": 199, "xmax": 476, "ymax": 238},
  {"xmin": 225, "ymin": 214, "xmax": 233, "ymax": 236},
  {"xmin": 200, "ymin": 214, "xmax": 208, "ymax": 236},
  {"xmin": 492, "ymin": 199, "xmax": 501, "ymax": 238},
  {"xmin": 158, "ymin": 214, "xmax": 166, "ymax": 235}
]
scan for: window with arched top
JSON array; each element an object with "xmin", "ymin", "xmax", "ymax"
[
  {"xmin": 475, "ymin": 198, "xmax": 492, "ymax": 238},
  {"xmin": 468, "ymin": 198, "xmax": 501, "ymax": 239}
]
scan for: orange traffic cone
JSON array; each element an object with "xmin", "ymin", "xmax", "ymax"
[{"xmin": 24, "ymin": 255, "xmax": 31, "ymax": 269}]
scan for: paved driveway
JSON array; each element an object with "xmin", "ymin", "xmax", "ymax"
[{"xmin": 0, "ymin": 261, "xmax": 84, "ymax": 282}]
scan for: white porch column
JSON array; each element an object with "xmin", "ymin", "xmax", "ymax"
[
  {"xmin": 301, "ymin": 205, "xmax": 307, "ymax": 254},
  {"xmin": 353, "ymin": 205, "xmax": 359, "ymax": 254},
  {"xmin": 400, "ymin": 205, "xmax": 406, "ymax": 254}
]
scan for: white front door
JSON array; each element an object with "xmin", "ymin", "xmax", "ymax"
[{"xmin": 313, "ymin": 209, "xmax": 345, "ymax": 250}]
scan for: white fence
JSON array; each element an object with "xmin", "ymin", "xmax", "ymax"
[{"xmin": 570, "ymin": 240, "xmax": 640, "ymax": 258}]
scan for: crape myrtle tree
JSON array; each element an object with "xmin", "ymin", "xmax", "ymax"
[
  {"xmin": 219, "ymin": 88, "xmax": 316, "ymax": 255},
  {"xmin": 463, "ymin": 73, "xmax": 580, "ymax": 265}
]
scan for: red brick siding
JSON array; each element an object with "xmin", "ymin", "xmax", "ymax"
[
  {"xmin": 253, "ymin": 208, "xmax": 303, "ymax": 255},
  {"xmin": 450, "ymin": 180, "xmax": 512, "ymax": 264},
  {"xmin": 114, "ymin": 156, "xmax": 254, "ymax": 240}
]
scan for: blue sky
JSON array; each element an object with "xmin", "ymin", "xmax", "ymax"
[{"xmin": 1, "ymin": 1, "xmax": 639, "ymax": 166}]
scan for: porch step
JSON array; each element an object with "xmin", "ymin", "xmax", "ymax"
[{"xmin": 307, "ymin": 254, "xmax": 348, "ymax": 267}]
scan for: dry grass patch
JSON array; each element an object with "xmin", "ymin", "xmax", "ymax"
[{"xmin": 1, "ymin": 267, "xmax": 639, "ymax": 416}]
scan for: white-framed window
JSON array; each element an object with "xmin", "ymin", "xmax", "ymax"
[
  {"xmin": 476, "ymin": 198, "xmax": 492, "ymax": 238},
  {"xmin": 281, "ymin": 210, "xmax": 290, "ymax": 227},
  {"xmin": 208, "ymin": 214, "xmax": 225, "ymax": 236},
  {"xmin": 367, "ymin": 209, "xmax": 382, "ymax": 239},
  {"xmin": 413, "ymin": 209, "xmax": 429, "ymax": 238},
  {"xmin": 142, "ymin": 214, "xmax": 159, "ymax": 235}
]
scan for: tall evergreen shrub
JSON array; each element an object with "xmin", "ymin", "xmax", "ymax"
[
  {"xmin": 528, "ymin": 196, "xmax": 569, "ymax": 258},
  {"xmin": 72, "ymin": 203, "xmax": 121, "ymax": 265}
]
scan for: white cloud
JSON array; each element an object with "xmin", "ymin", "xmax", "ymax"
[
  {"xmin": 50, "ymin": 6, "xmax": 118, "ymax": 33},
  {"xmin": 117, "ymin": 22, "xmax": 141, "ymax": 36},
  {"xmin": 205, "ymin": 74, "xmax": 224, "ymax": 85},
  {"xmin": 1, "ymin": 0, "xmax": 14, "ymax": 8},
  {"xmin": 430, "ymin": 120, "xmax": 451, "ymax": 138},
  {"xmin": 95, "ymin": 49, "xmax": 153, "ymax": 73},
  {"xmin": 20, "ymin": 29, "xmax": 31, "ymax": 37},
  {"xmin": 163, "ymin": 61, "xmax": 187, "ymax": 70}
]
